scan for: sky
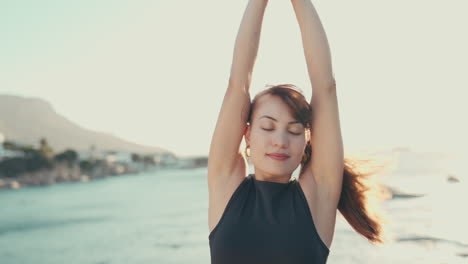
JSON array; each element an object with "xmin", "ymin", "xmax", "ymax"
[{"xmin": 1, "ymin": 0, "xmax": 467, "ymax": 157}]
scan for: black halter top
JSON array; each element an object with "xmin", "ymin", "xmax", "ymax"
[{"xmin": 209, "ymin": 173, "xmax": 330, "ymax": 264}]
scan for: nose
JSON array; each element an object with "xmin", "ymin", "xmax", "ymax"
[{"xmin": 272, "ymin": 131, "xmax": 289, "ymax": 149}]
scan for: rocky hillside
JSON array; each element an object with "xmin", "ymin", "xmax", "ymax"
[{"xmin": 0, "ymin": 94, "xmax": 170, "ymax": 154}]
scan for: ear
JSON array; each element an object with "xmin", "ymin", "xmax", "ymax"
[{"xmin": 244, "ymin": 124, "xmax": 251, "ymax": 145}]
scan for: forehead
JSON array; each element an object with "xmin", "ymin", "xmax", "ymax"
[{"xmin": 254, "ymin": 94, "xmax": 295, "ymax": 121}]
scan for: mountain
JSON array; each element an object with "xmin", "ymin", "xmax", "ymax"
[{"xmin": 0, "ymin": 94, "xmax": 171, "ymax": 155}]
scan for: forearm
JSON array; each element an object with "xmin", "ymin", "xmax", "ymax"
[
  {"xmin": 291, "ymin": 0, "xmax": 335, "ymax": 92},
  {"xmin": 229, "ymin": 0, "xmax": 269, "ymax": 90}
]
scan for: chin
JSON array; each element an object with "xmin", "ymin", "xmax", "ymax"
[{"xmin": 266, "ymin": 165, "xmax": 294, "ymax": 174}]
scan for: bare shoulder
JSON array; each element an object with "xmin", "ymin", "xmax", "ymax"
[
  {"xmin": 298, "ymin": 174, "xmax": 339, "ymax": 250},
  {"xmin": 208, "ymin": 153, "xmax": 249, "ymax": 234}
]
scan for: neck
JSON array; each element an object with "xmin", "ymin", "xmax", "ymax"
[{"xmin": 253, "ymin": 170, "xmax": 291, "ymax": 184}]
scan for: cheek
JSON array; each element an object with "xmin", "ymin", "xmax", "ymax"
[
  {"xmin": 293, "ymin": 139, "xmax": 307, "ymax": 155},
  {"xmin": 251, "ymin": 131, "xmax": 268, "ymax": 144},
  {"xmin": 249, "ymin": 135, "xmax": 265, "ymax": 152}
]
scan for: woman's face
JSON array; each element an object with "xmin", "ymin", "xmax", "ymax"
[{"xmin": 246, "ymin": 94, "xmax": 310, "ymax": 177}]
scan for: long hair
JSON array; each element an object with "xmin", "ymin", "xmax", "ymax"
[{"xmin": 245, "ymin": 84, "xmax": 389, "ymax": 244}]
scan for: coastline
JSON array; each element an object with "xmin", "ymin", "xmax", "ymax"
[{"xmin": 0, "ymin": 161, "xmax": 144, "ymax": 191}]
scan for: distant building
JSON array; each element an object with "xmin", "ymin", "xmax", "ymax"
[
  {"xmin": 77, "ymin": 149, "xmax": 105, "ymax": 161},
  {"xmin": 0, "ymin": 146, "xmax": 20, "ymax": 161},
  {"xmin": 103, "ymin": 151, "xmax": 134, "ymax": 164},
  {"xmin": 176, "ymin": 156, "xmax": 208, "ymax": 169},
  {"xmin": 158, "ymin": 152, "xmax": 179, "ymax": 167},
  {"xmin": 0, "ymin": 137, "xmax": 25, "ymax": 161}
]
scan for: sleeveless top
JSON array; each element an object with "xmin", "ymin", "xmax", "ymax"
[{"xmin": 209, "ymin": 173, "xmax": 330, "ymax": 264}]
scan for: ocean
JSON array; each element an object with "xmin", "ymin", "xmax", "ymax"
[{"xmin": 0, "ymin": 150, "xmax": 467, "ymax": 263}]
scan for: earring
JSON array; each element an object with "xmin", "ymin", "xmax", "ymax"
[{"xmin": 244, "ymin": 145, "xmax": 251, "ymax": 158}]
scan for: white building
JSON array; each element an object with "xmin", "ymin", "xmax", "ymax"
[
  {"xmin": 157, "ymin": 152, "xmax": 179, "ymax": 167},
  {"xmin": 0, "ymin": 134, "xmax": 24, "ymax": 161},
  {"xmin": 103, "ymin": 151, "xmax": 134, "ymax": 163}
]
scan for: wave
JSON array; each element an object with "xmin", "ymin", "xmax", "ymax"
[
  {"xmin": 0, "ymin": 216, "xmax": 109, "ymax": 236},
  {"xmin": 397, "ymin": 235, "xmax": 468, "ymax": 248}
]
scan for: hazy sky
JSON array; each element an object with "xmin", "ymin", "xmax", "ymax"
[{"xmin": 1, "ymin": 0, "xmax": 467, "ymax": 157}]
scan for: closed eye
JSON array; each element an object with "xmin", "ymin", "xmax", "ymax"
[{"xmin": 262, "ymin": 128, "xmax": 301, "ymax": 136}]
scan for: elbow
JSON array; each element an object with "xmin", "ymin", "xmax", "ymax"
[
  {"xmin": 228, "ymin": 76, "xmax": 251, "ymax": 94},
  {"xmin": 321, "ymin": 78, "xmax": 336, "ymax": 92},
  {"xmin": 311, "ymin": 76, "xmax": 336, "ymax": 93}
]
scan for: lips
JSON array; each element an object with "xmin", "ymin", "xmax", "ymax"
[
  {"xmin": 268, "ymin": 153, "xmax": 290, "ymax": 157},
  {"xmin": 267, "ymin": 153, "xmax": 290, "ymax": 160}
]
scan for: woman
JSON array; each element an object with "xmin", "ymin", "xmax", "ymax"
[{"xmin": 207, "ymin": 0, "xmax": 386, "ymax": 263}]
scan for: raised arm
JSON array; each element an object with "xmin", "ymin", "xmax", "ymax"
[
  {"xmin": 208, "ymin": 0, "xmax": 269, "ymax": 190},
  {"xmin": 292, "ymin": 0, "xmax": 344, "ymax": 249},
  {"xmin": 229, "ymin": 0, "xmax": 269, "ymax": 88},
  {"xmin": 291, "ymin": 0, "xmax": 335, "ymax": 92}
]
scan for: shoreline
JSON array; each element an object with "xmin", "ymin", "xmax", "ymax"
[
  {"xmin": 0, "ymin": 162, "xmax": 145, "ymax": 191},
  {"xmin": 0, "ymin": 161, "xmax": 207, "ymax": 191}
]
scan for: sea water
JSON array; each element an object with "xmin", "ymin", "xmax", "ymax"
[{"xmin": 0, "ymin": 150, "xmax": 466, "ymax": 263}]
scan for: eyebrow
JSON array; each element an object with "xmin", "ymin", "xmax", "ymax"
[{"xmin": 259, "ymin": 115, "xmax": 301, "ymax": 124}]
